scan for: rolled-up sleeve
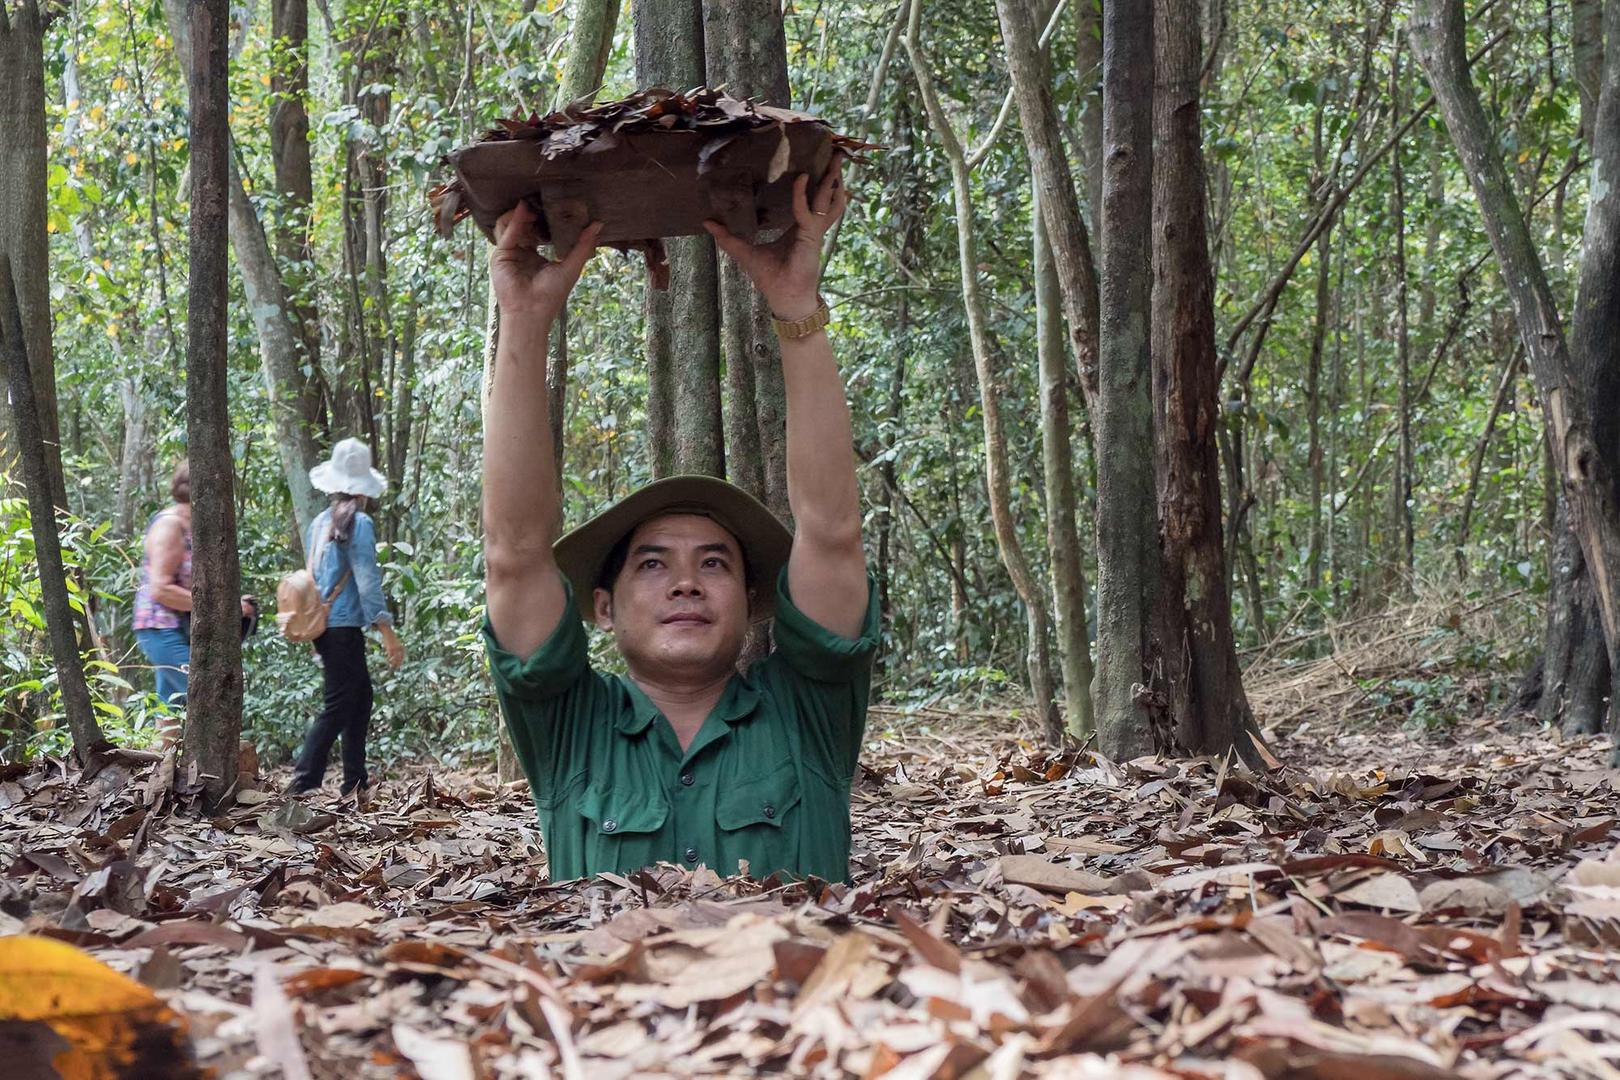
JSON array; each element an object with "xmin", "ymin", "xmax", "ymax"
[
  {"xmin": 771, "ymin": 569, "xmax": 880, "ymax": 684},
  {"xmin": 482, "ymin": 580, "xmax": 592, "ymax": 702},
  {"xmin": 349, "ymin": 515, "xmax": 392, "ymax": 627},
  {"xmin": 482, "ymin": 580, "xmax": 606, "ymax": 807},
  {"xmin": 762, "ymin": 569, "xmax": 880, "ymax": 782}
]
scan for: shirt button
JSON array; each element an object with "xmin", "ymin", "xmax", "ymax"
[
  {"xmin": 684, "ymin": 847, "xmax": 699, "ymax": 863},
  {"xmin": 679, "ymin": 772, "xmax": 695, "ymax": 787},
  {"xmin": 762, "ymin": 803, "xmax": 776, "ymax": 819},
  {"xmin": 602, "ymin": 819, "xmax": 619, "ymax": 833}
]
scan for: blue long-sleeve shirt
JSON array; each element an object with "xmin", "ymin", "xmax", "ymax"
[{"xmin": 306, "ymin": 508, "xmax": 392, "ymax": 628}]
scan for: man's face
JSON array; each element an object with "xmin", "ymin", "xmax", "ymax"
[{"xmin": 593, "ymin": 513, "xmax": 751, "ymax": 682}]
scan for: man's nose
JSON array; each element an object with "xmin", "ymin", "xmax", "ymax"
[{"xmin": 669, "ymin": 570, "xmax": 704, "ymax": 596}]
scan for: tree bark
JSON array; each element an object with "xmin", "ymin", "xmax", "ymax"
[
  {"xmin": 162, "ymin": 0, "xmax": 325, "ymax": 543},
  {"xmin": 270, "ymin": 0, "xmax": 322, "ymax": 381},
  {"xmin": 1412, "ymin": 0, "xmax": 1620, "ymax": 759},
  {"xmin": 1093, "ymin": 0, "xmax": 1160, "ymax": 760},
  {"xmin": 635, "ymin": 0, "xmax": 724, "ymax": 477},
  {"xmin": 1150, "ymin": 0, "xmax": 1265, "ymax": 766},
  {"xmin": 1305, "ymin": 225, "xmax": 1331, "ymax": 592},
  {"xmin": 1, "ymin": 261, "xmax": 110, "ymax": 768},
  {"xmin": 1558, "ymin": 0, "xmax": 1620, "ymax": 740},
  {"xmin": 997, "ymin": 0, "xmax": 1101, "ymax": 409},
  {"xmin": 1390, "ymin": 43, "xmax": 1414, "ymax": 588},
  {"xmin": 906, "ymin": 0, "xmax": 1062, "ymax": 745},
  {"xmin": 705, "ymin": 0, "xmax": 792, "ymax": 518},
  {"xmin": 181, "ymin": 0, "xmax": 245, "ymax": 808},
  {"xmin": 1075, "ymin": 0, "xmax": 1103, "ymax": 240},
  {"xmin": 544, "ymin": 0, "xmax": 623, "ymax": 492},
  {"xmin": 1539, "ymin": 495, "xmax": 1611, "ymax": 735},
  {"xmin": 0, "ymin": 0, "xmax": 67, "ymax": 513},
  {"xmin": 1034, "ymin": 185, "xmax": 1096, "ymax": 738},
  {"xmin": 1573, "ymin": 0, "xmax": 1604, "ymax": 146}
]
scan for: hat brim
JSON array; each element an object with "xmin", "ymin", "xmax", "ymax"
[
  {"xmin": 554, "ymin": 475, "xmax": 793, "ymax": 623},
  {"xmin": 309, "ymin": 462, "xmax": 387, "ymax": 498}
]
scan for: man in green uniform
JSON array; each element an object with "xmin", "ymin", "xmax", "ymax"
[{"xmin": 481, "ymin": 158, "xmax": 875, "ymax": 881}]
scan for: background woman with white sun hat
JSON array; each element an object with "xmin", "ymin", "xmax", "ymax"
[{"xmin": 288, "ymin": 438, "xmax": 406, "ymax": 799}]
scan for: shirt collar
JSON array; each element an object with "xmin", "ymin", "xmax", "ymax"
[{"xmin": 615, "ymin": 674, "xmax": 762, "ymax": 735}]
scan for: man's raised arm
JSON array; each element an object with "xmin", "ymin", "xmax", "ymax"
[
  {"xmin": 483, "ymin": 205, "xmax": 603, "ymax": 658},
  {"xmin": 706, "ymin": 159, "xmax": 868, "ymax": 638}
]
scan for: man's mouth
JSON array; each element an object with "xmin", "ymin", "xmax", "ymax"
[{"xmin": 661, "ymin": 612, "xmax": 712, "ymax": 626}]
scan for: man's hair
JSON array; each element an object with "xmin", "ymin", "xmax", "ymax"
[
  {"xmin": 169, "ymin": 461, "xmax": 191, "ymax": 504},
  {"xmin": 596, "ymin": 516, "xmax": 754, "ymax": 593}
]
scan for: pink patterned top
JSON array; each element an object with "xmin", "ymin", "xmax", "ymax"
[{"xmin": 133, "ymin": 510, "xmax": 191, "ymax": 631}]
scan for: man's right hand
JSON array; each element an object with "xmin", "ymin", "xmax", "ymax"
[{"xmin": 490, "ymin": 202, "xmax": 603, "ymax": 322}]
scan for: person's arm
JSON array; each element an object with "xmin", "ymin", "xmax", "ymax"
[
  {"xmin": 483, "ymin": 204, "xmax": 604, "ymax": 659},
  {"xmin": 146, "ymin": 517, "xmax": 192, "ymax": 613},
  {"xmin": 348, "ymin": 514, "xmax": 405, "ymax": 668},
  {"xmin": 705, "ymin": 158, "xmax": 868, "ymax": 637}
]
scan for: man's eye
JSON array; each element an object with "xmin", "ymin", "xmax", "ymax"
[
  {"xmin": 703, "ymin": 558, "xmax": 723, "ymax": 568},
  {"xmin": 640, "ymin": 558, "xmax": 662, "ymax": 570}
]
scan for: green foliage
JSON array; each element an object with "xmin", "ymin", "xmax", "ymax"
[{"xmin": 9, "ymin": 0, "xmax": 1582, "ymax": 764}]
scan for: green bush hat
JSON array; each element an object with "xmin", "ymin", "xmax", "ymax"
[{"xmin": 553, "ymin": 475, "xmax": 793, "ymax": 623}]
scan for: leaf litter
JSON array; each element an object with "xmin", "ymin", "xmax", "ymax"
[{"xmin": 1, "ymin": 715, "xmax": 1617, "ymax": 1078}]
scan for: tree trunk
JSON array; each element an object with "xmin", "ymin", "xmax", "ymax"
[
  {"xmin": 181, "ymin": 0, "xmax": 244, "ymax": 809},
  {"xmin": 906, "ymin": 0, "xmax": 1062, "ymax": 745},
  {"xmin": 543, "ymin": 0, "xmax": 621, "ymax": 491},
  {"xmin": 997, "ymin": 0, "xmax": 1101, "ymax": 409},
  {"xmin": 705, "ymin": 0, "xmax": 792, "ymax": 518},
  {"xmin": 1093, "ymin": 0, "xmax": 1160, "ymax": 760},
  {"xmin": 1150, "ymin": 0, "xmax": 1265, "ymax": 766},
  {"xmin": 1539, "ymin": 497, "xmax": 1611, "ymax": 735},
  {"xmin": 161, "ymin": 0, "xmax": 325, "ymax": 544},
  {"xmin": 1390, "ymin": 43, "xmax": 1414, "ymax": 588},
  {"xmin": 1412, "ymin": 0, "xmax": 1620, "ymax": 759},
  {"xmin": 1560, "ymin": 0, "xmax": 1620, "ymax": 741},
  {"xmin": 1, "ymin": 262, "xmax": 109, "ymax": 768},
  {"xmin": 270, "ymin": 0, "xmax": 322, "ymax": 384},
  {"xmin": 0, "ymin": 0, "xmax": 67, "ymax": 513},
  {"xmin": 1305, "ymin": 225, "xmax": 1331, "ymax": 592},
  {"xmin": 635, "ymin": 0, "xmax": 724, "ymax": 477},
  {"xmin": 1573, "ymin": 0, "xmax": 1604, "ymax": 147},
  {"xmin": 1075, "ymin": 0, "xmax": 1103, "ymax": 240},
  {"xmin": 1034, "ymin": 185, "xmax": 1097, "ymax": 738}
]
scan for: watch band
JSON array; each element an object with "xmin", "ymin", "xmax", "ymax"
[{"xmin": 771, "ymin": 295, "xmax": 831, "ymax": 340}]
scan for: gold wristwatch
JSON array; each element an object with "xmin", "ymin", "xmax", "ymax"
[{"xmin": 771, "ymin": 295, "xmax": 831, "ymax": 340}]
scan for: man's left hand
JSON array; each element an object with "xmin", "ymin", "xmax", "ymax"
[{"xmin": 703, "ymin": 152, "xmax": 848, "ymax": 320}]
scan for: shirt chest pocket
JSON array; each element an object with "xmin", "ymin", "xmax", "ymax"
[
  {"xmin": 716, "ymin": 759, "xmax": 803, "ymax": 876},
  {"xmin": 578, "ymin": 784, "xmax": 670, "ymax": 873}
]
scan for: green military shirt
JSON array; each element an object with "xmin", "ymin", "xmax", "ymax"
[{"xmin": 484, "ymin": 569, "xmax": 879, "ymax": 882}]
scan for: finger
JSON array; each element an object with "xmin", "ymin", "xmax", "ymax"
[
  {"xmin": 702, "ymin": 218, "xmax": 750, "ymax": 263},
  {"xmin": 559, "ymin": 221, "xmax": 605, "ymax": 278},
  {"xmin": 811, "ymin": 155, "xmax": 843, "ymax": 215},
  {"xmin": 495, "ymin": 201, "xmax": 538, "ymax": 251},
  {"xmin": 790, "ymin": 173, "xmax": 815, "ymax": 232}
]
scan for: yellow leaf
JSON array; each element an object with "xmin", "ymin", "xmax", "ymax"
[
  {"xmin": 0, "ymin": 936, "xmax": 199, "ymax": 1079},
  {"xmin": 111, "ymin": 76, "xmax": 128, "ymax": 91},
  {"xmin": 88, "ymin": 106, "xmax": 104, "ymax": 123},
  {"xmin": 125, "ymin": 151, "xmax": 139, "ymax": 165}
]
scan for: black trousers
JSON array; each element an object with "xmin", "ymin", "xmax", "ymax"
[{"xmin": 291, "ymin": 627, "xmax": 372, "ymax": 793}]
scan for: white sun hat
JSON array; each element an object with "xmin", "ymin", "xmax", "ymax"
[{"xmin": 309, "ymin": 437, "xmax": 387, "ymax": 498}]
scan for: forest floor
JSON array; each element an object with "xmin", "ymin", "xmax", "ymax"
[
  {"xmin": 3, "ymin": 696, "xmax": 1619, "ymax": 1079},
  {"xmin": 1, "ymin": 588, "xmax": 1617, "ymax": 1079}
]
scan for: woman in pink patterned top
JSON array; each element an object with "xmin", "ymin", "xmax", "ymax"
[{"xmin": 133, "ymin": 462, "xmax": 194, "ymax": 720}]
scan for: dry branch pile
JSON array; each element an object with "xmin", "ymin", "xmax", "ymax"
[{"xmin": 1, "ymin": 717, "xmax": 1617, "ymax": 1078}]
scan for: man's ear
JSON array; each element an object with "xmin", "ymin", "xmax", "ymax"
[{"xmin": 593, "ymin": 587, "xmax": 614, "ymax": 631}]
